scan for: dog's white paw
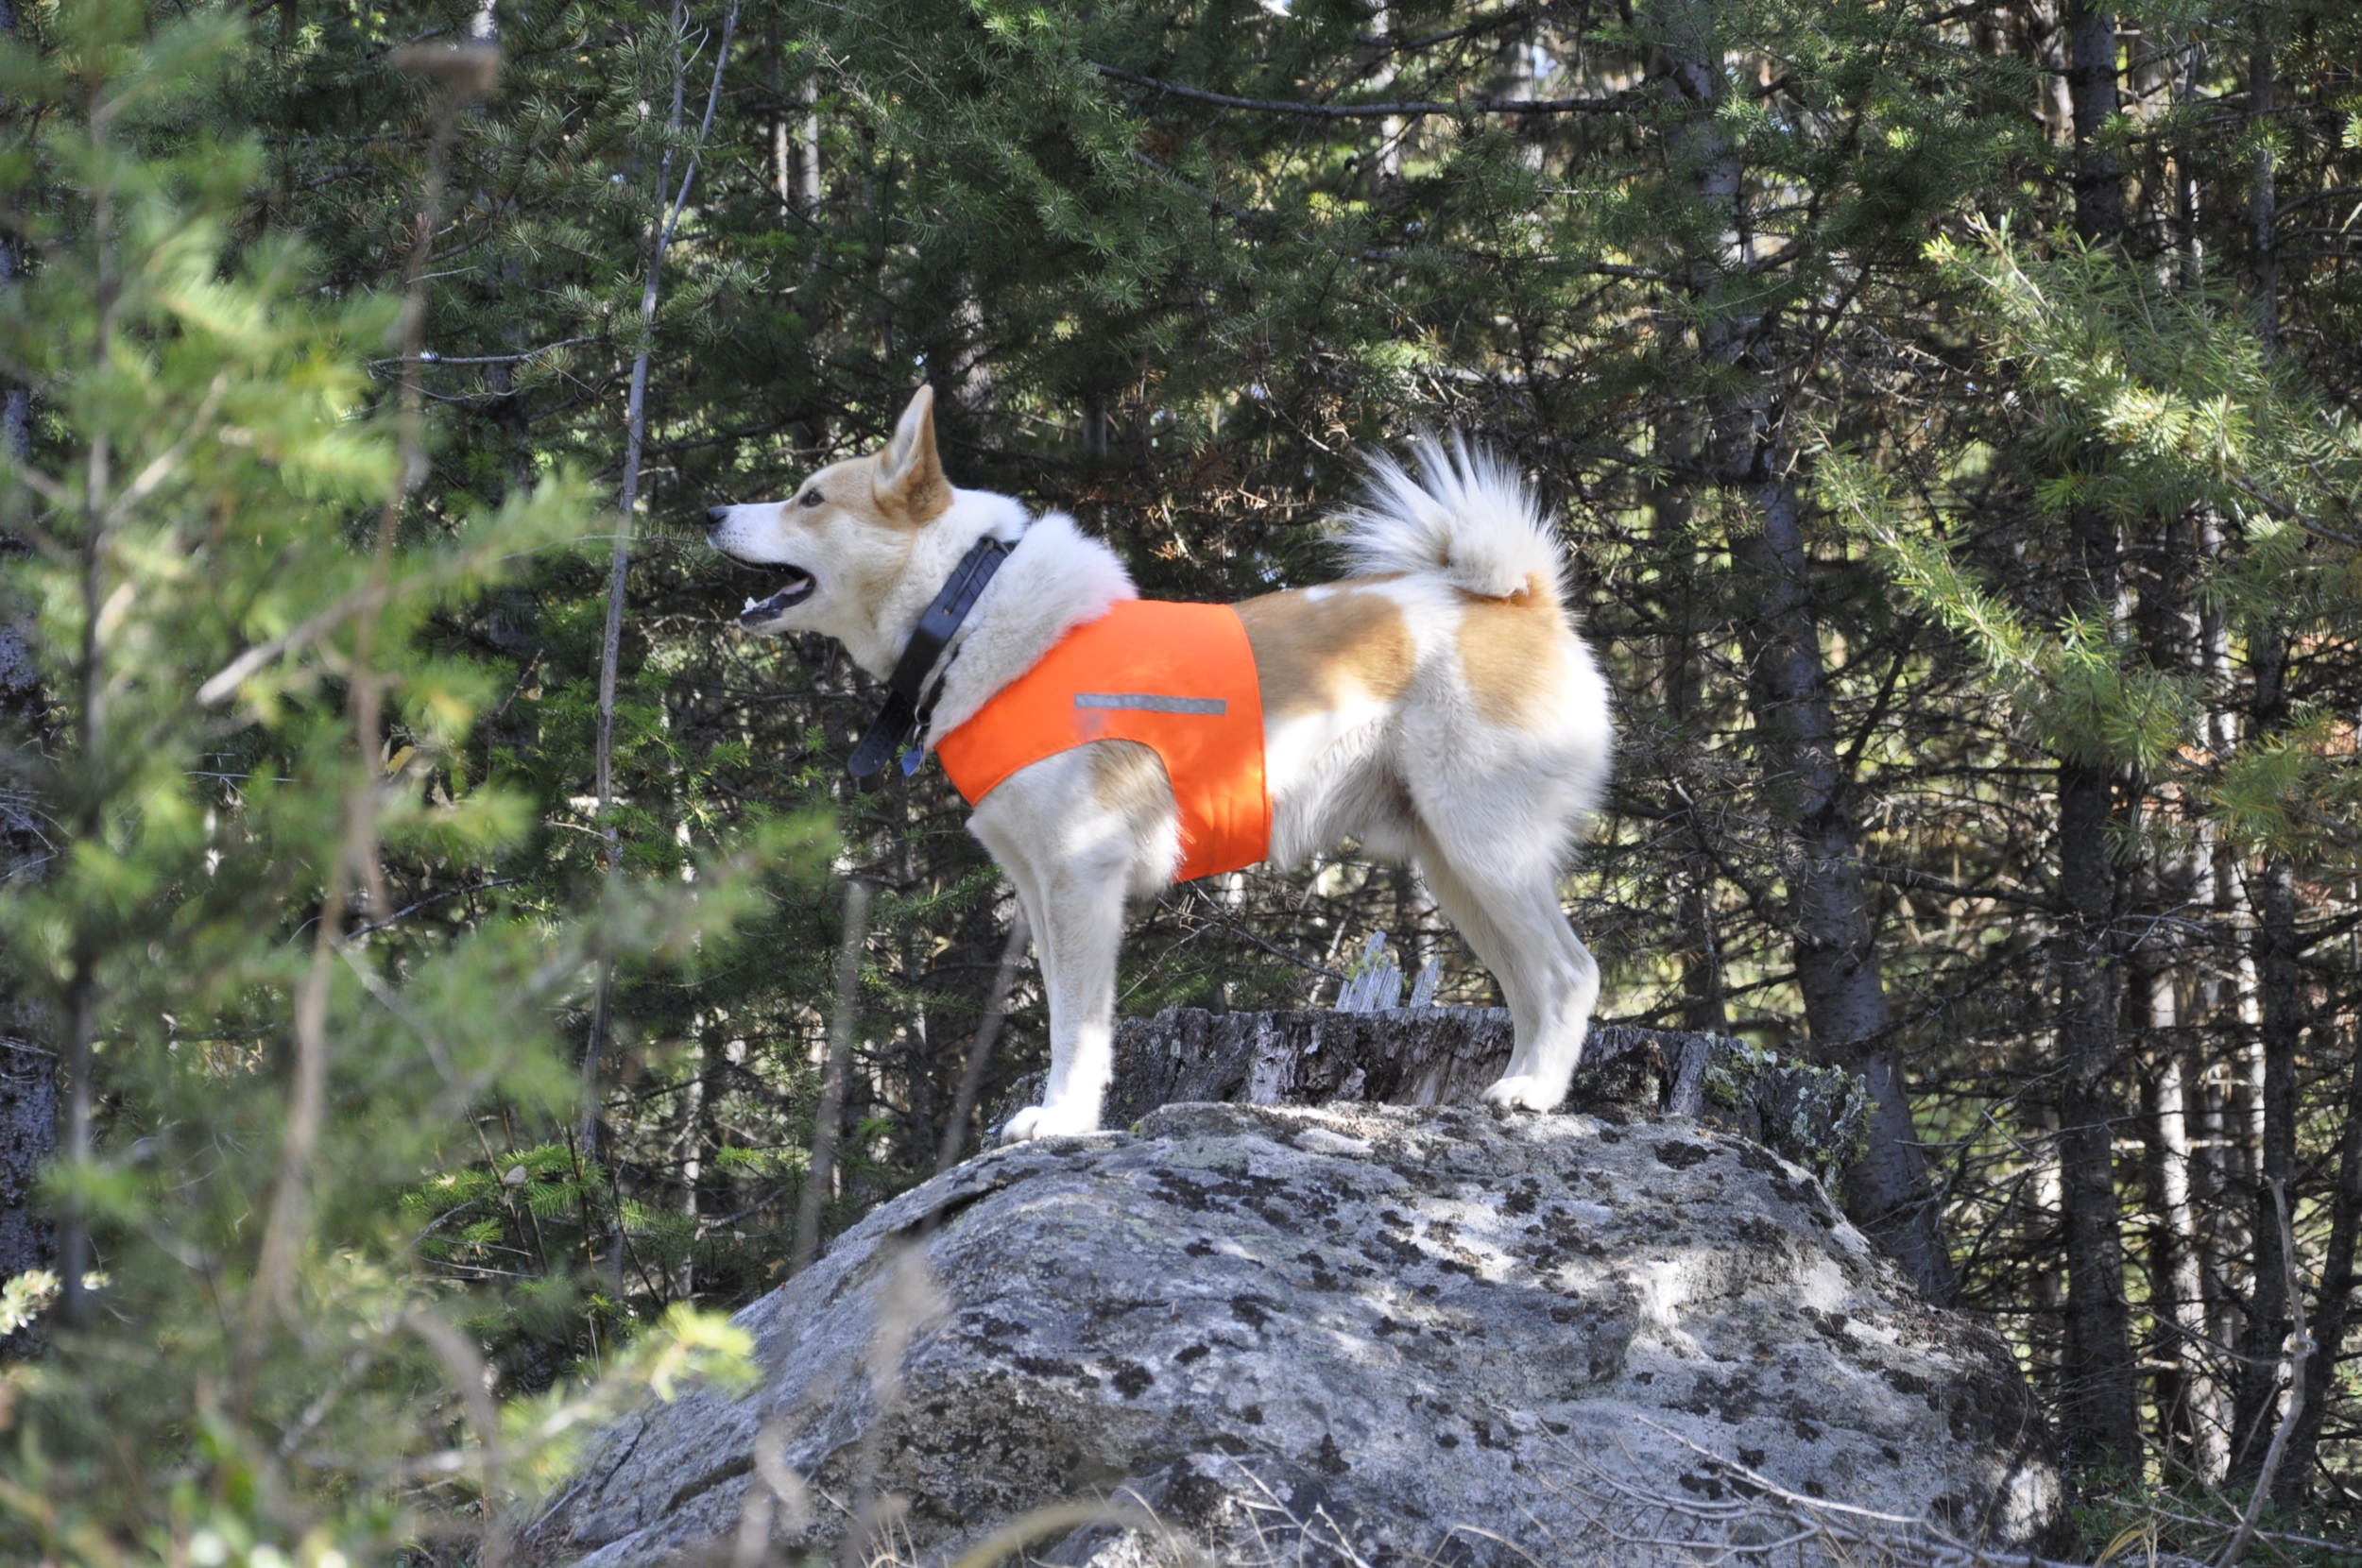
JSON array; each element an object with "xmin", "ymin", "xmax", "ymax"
[
  {"xmin": 1480, "ymin": 1074, "xmax": 1567, "ymax": 1115},
  {"xmin": 1000, "ymin": 1102, "xmax": 1102, "ymax": 1143}
]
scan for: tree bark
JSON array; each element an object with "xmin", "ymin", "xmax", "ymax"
[
  {"xmin": 2051, "ymin": 519, "xmax": 2134, "ymax": 1459},
  {"xmin": 1730, "ymin": 491, "xmax": 1954, "ymax": 1301},
  {"xmin": 0, "ymin": 617, "xmax": 51, "ymax": 1353},
  {"xmin": 0, "ymin": 0, "xmax": 56, "ymax": 1354},
  {"xmin": 2231, "ymin": 649, "xmax": 2303, "ymax": 1486},
  {"xmin": 2051, "ymin": 748, "xmax": 2137, "ymax": 1461},
  {"xmin": 2285, "ymin": 1035, "xmax": 2362, "ymax": 1504},
  {"xmin": 2247, "ymin": 30, "xmax": 2275, "ymax": 354},
  {"xmin": 2223, "ymin": 17, "xmax": 2311, "ymax": 1497},
  {"xmin": 1652, "ymin": 433, "xmax": 1728, "ymax": 1039},
  {"xmin": 2064, "ymin": 2, "xmax": 2122, "ymax": 247},
  {"xmin": 2021, "ymin": 0, "xmax": 2076, "ymax": 145},
  {"xmin": 2139, "ymin": 947, "xmax": 2229, "ymax": 1479},
  {"xmin": 2045, "ymin": 0, "xmax": 2140, "ymax": 1466},
  {"xmin": 1658, "ymin": 0, "xmax": 1953, "ymax": 1304},
  {"xmin": 792, "ymin": 877, "xmax": 870, "ymax": 1277},
  {"xmin": 2128, "ymin": 503, "xmax": 2232, "ymax": 1476}
]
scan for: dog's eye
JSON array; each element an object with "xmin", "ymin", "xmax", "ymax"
[{"xmin": 799, "ymin": 489, "xmax": 824, "ymax": 509}]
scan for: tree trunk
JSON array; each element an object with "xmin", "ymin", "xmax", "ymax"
[
  {"xmin": 0, "ymin": 0, "xmax": 54, "ymax": 1352},
  {"xmin": 2022, "ymin": 0, "xmax": 2077, "ymax": 145},
  {"xmin": 0, "ymin": 609, "xmax": 52, "ymax": 1355},
  {"xmin": 0, "ymin": 619, "xmax": 50, "ymax": 1342},
  {"xmin": 2064, "ymin": 2, "xmax": 2122, "ymax": 247},
  {"xmin": 2231, "ymin": 642, "xmax": 2302, "ymax": 1486},
  {"xmin": 2127, "ymin": 506, "xmax": 2232, "ymax": 1475},
  {"xmin": 1729, "ymin": 490, "xmax": 1954, "ymax": 1302},
  {"xmin": 1652, "ymin": 435, "xmax": 1728, "ymax": 1039},
  {"xmin": 1659, "ymin": 0, "xmax": 1953, "ymax": 1304},
  {"xmin": 2248, "ymin": 31, "xmax": 2276, "ymax": 353},
  {"xmin": 2285, "ymin": 1035, "xmax": 2362, "ymax": 1504},
  {"xmin": 796, "ymin": 68, "xmax": 821, "ymax": 213},
  {"xmin": 2052, "ymin": 514, "xmax": 2135, "ymax": 1461},
  {"xmin": 2140, "ymin": 952, "xmax": 2229, "ymax": 1479},
  {"xmin": 2193, "ymin": 509, "xmax": 2252, "ymax": 1450},
  {"xmin": 2052, "ymin": 751, "xmax": 2137, "ymax": 1461},
  {"xmin": 2225, "ymin": 20, "xmax": 2309, "ymax": 1496},
  {"xmin": 2045, "ymin": 0, "xmax": 2139, "ymax": 1466}
]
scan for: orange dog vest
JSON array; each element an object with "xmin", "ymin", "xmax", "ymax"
[{"xmin": 933, "ymin": 600, "xmax": 1271, "ymax": 880}]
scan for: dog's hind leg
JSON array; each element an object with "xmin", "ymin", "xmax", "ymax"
[
  {"xmin": 1413, "ymin": 841, "xmax": 1540, "ymax": 1046},
  {"xmin": 1418, "ymin": 842, "xmax": 1600, "ymax": 1113}
]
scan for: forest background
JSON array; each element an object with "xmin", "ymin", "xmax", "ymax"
[{"xmin": 1, "ymin": 0, "xmax": 2360, "ymax": 1562}]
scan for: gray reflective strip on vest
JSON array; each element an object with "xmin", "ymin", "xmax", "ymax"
[{"xmin": 1074, "ymin": 692, "xmax": 1227, "ymax": 715}]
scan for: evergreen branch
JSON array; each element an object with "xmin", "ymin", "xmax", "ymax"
[
  {"xmin": 288, "ymin": 164, "xmax": 372, "ymax": 194},
  {"xmin": 1093, "ymin": 65, "xmax": 1639, "ymax": 120},
  {"xmin": 196, "ymin": 533, "xmax": 524, "ymax": 707},
  {"xmin": 2228, "ymin": 474, "xmax": 2362, "ymax": 552},
  {"xmin": 349, "ymin": 878, "xmax": 525, "ymax": 942},
  {"xmin": 1354, "ymin": 12, "xmax": 1533, "ymax": 58},
  {"xmin": 1854, "ymin": 861, "xmax": 2061, "ymax": 914},
  {"xmin": 101, "ymin": 370, "xmax": 230, "ymax": 531}
]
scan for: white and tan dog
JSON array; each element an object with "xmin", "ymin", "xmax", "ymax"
[{"xmin": 707, "ymin": 387, "xmax": 1613, "ymax": 1140}]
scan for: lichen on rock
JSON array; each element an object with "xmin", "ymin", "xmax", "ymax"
[
  {"xmin": 522, "ymin": 1101, "xmax": 2064, "ymax": 1568},
  {"xmin": 1700, "ymin": 1039, "xmax": 1874, "ymax": 1192}
]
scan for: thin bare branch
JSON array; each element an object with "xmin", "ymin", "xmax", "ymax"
[{"xmin": 1094, "ymin": 63, "xmax": 1641, "ymax": 119}]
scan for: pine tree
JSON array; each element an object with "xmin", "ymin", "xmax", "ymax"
[{"xmin": 0, "ymin": 7, "xmax": 800, "ymax": 1556}]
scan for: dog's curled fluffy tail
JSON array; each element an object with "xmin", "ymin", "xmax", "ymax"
[{"xmin": 1338, "ymin": 434, "xmax": 1565, "ymax": 604}]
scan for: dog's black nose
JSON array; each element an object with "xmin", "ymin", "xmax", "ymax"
[{"xmin": 705, "ymin": 505, "xmax": 729, "ymax": 528}]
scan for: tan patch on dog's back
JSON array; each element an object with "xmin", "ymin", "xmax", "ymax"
[
  {"xmin": 1456, "ymin": 576, "xmax": 1566, "ymax": 730},
  {"xmin": 1237, "ymin": 581, "xmax": 1416, "ymax": 720}
]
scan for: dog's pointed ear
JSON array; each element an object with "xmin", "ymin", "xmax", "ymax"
[{"xmin": 874, "ymin": 385, "xmax": 949, "ymax": 522}]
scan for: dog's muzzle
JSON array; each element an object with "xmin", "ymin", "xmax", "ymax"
[{"xmin": 707, "ymin": 508, "xmax": 816, "ymax": 626}]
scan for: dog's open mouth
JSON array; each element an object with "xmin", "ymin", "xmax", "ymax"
[{"xmin": 737, "ymin": 567, "xmax": 815, "ymax": 625}]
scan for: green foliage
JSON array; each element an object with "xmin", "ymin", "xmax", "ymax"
[
  {"xmin": 0, "ymin": 5, "xmax": 816, "ymax": 1560},
  {"xmin": 1826, "ymin": 217, "xmax": 2362, "ymax": 860},
  {"xmin": 1824, "ymin": 451, "xmax": 2199, "ymax": 772},
  {"xmin": 2064, "ymin": 1467, "xmax": 2362, "ymax": 1568}
]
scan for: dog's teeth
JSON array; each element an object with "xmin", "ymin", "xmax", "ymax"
[{"xmin": 744, "ymin": 596, "xmax": 760, "ymax": 614}]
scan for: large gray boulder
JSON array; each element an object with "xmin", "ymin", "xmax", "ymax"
[{"xmin": 524, "ymin": 1100, "xmax": 2064, "ymax": 1567}]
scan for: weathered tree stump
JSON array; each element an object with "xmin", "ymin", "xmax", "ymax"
[{"xmin": 1102, "ymin": 1007, "xmax": 1873, "ymax": 1185}]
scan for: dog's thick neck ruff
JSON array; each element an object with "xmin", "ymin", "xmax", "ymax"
[
  {"xmin": 897, "ymin": 498, "xmax": 1138, "ymax": 745},
  {"xmin": 846, "ymin": 532, "xmax": 1015, "ymax": 788}
]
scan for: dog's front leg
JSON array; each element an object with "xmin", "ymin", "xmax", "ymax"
[
  {"xmin": 1000, "ymin": 857, "xmax": 1128, "ymax": 1140},
  {"xmin": 969, "ymin": 758, "xmax": 1146, "ymax": 1141}
]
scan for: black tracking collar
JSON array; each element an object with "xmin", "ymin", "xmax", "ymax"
[{"xmin": 847, "ymin": 534, "xmax": 1014, "ymax": 790}]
